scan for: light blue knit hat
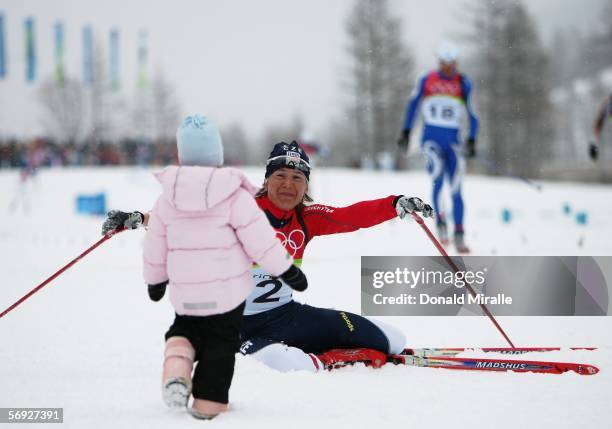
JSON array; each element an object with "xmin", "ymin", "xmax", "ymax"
[{"xmin": 176, "ymin": 115, "xmax": 224, "ymax": 166}]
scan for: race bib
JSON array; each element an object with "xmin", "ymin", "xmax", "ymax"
[
  {"xmin": 422, "ymin": 95, "xmax": 463, "ymax": 129},
  {"xmin": 244, "ymin": 266, "xmax": 294, "ymax": 315}
]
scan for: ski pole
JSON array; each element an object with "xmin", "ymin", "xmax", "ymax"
[
  {"xmin": 0, "ymin": 229, "xmax": 125, "ymax": 319},
  {"xmin": 411, "ymin": 212, "xmax": 516, "ymax": 347},
  {"xmin": 475, "ymin": 156, "xmax": 542, "ymax": 192}
]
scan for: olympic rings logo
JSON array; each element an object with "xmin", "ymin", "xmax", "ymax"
[{"xmin": 276, "ymin": 229, "xmax": 305, "ymax": 256}]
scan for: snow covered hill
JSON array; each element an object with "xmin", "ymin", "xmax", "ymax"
[{"xmin": 1, "ymin": 167, "xmax": 611, "ymax": 428}]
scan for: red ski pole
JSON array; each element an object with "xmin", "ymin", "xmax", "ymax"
[
  {"xmin": 0, "ymin": 229, "xmax": 125, "ymax": 319},
  {"xmin": 411, "ymin": 212, "xmax": 516, "ymax": 347}
]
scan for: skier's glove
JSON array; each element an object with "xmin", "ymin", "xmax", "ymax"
[
  {"xmin": 395, "ymin": 196, "xmax": 434, "ymax": 219},
  {"xmin": 397, "ymin": 130, "xmax": 411, "ymax": 151},
  {"xmin": 465, "ymin": 138, "xmax": 476, "ymax": 158},
  {"xmin": 148, "ymin": 280, "xmax": 168, "ymax": 302},
  {"xmin": 101, "ymin": 210, "xmax": 145, "ymax": 235},
  {"xmin": 589, "ymin": 142, "xmax": 599, "ymax": 161},
  {"xmin": 280, "ymin": 265, "xmax": 308, "ymax": 292}
]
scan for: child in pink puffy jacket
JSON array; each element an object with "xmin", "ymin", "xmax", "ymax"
[{"xmin": 143, "ymin": 115, "xmax": 308, "ymax": 420}]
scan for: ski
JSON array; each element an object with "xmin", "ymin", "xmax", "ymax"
[
  {"xmin": 402, "ymin": 347, "xmax": 597, "ymax": 358},
  {"xmin": 390, "ymin": 354, "xmax": 599, "ymax": 375}
]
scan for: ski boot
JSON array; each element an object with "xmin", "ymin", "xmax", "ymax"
[
  {"xmin": 437, "ymin": 222, "xmax": 449, "ymax": 246},
  {"xmin": 317, "ymin": 348, "xmax": 388, "ymax": 370},
  {"xmin": 454, "ymin": 230, "xmax": 470, "ymax": 254}
]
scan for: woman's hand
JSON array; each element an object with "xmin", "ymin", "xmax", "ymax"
[{"xmin": 395, "ymin": 196, "xmax": 434, "ymax": 219}]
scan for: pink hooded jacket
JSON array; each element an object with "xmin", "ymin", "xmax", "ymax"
[{"xmin": 143, "ymin": 165, "xmax": 293, "ymax": 316}]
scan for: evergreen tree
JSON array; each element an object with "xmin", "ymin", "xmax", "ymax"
[{"xmin": 465, "ymin": 0, "xmax": 553, "ymax": 176}]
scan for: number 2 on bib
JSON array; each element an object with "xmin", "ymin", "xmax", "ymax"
[{"xmin": 253, "ymin": 279, "xmax": 283, "ymax": 303}]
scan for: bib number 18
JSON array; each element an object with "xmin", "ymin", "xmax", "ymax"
[{"xmin": 430, "ymin": 105, "xmax": 455, "ymax": 120}]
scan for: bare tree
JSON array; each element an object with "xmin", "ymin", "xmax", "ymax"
[
  {"xmin": 343, "ymin": 0, "xmax": 415, "ymax": 166},
  {"xmin": 131, "ymin": 68, "xmax": 181, "ymax": 143},
  {"xmin": 580, "ymin": 2, "xmax": 612, "ymax": 78},
  {"xmin": 324, "ymin": 115, "xmax": 358, "ymax": 167},
  {"xmin": 221, "ymin": 122, "xmax": 249, "ymax": 165},
  {"xmin": 549, "ymin": 29, "xmax": 582, "ymax": 88},
  {"xmin": 38, "ymin": 38, "xmax": 128, "ymax": 146},
  {"xmin": 81, "ymin": 39, "xmax": 126, "ymax": 144},
  {"xmin": 37, "ymin": 75, "xmax": 85, "ymax": 143},
  {"xmin": 548, "ymin": 1, "xmax": 611, "ymax": 86},
  {"xmin": 131, "ymin": 88, "xmax": 154, "ymax": 141},
  {"xmin": 256, "ymin": 114, "xmax": 305, "ymax": 164},
  {"xmin": 151, "ymin": 69, "xmax": 181, "ymax": 141}
]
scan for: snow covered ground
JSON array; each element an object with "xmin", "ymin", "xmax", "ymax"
[{"xmin": 1, "ymin": 166, "xmax": 611, "ymax": 429}]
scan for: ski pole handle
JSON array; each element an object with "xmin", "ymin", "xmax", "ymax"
[{"xmin": 0, "ymin": 229, "xmax": 125, "ymax": 320}]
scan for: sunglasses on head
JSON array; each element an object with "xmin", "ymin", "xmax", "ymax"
[{"xmin": 266, "ymin": 155, "xmax": 311, "ymax": 174}]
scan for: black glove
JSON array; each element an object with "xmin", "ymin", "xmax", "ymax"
[
  {"xmin": 101, "ymin": 210, "xmax": 145, "ymax": 235},
  {"xmin": 280, "ymin": 265, "xmax": 308, "ymax": 292},
  {"xmin": 589, "ymin": 142, "xmax": 599, "ymax": 161},
  {"xmin": 394, "ymin": 196, "xmax": 434, "ymax": 219},
  {"xmin": 148, "ymin": 281, "xmax": 168, "ymax": 302},
  {"xmin": 465, "ymin": 138, "xmax": 476, "ymax": 158},
  {"xmin": 397, "ymin": 130, "xmax": 411, "ymax": 151}
]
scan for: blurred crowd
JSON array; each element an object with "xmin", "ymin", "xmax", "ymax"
[{"xmin": 0, "ymin": 138, "xmax": 179, "ymax": 169}]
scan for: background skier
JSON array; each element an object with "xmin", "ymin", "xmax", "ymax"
[{"xmin": 398, "ymin": 41, "xmax": 479, "ymax": 253}]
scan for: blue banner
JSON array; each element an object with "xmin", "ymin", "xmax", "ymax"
[
  {"xmin": 110, "ymin": 28, "xmax": 119, "ymax": 90},
  {"xmin": 24, "ymin": 17, "xmax": 36, "ymax": 82},
  {"xmin": 54, "ymin": 22, "xmax": 65, "ymax": 84},
  {"xmin": 82, "ymin": 25, "xmax": 93, "ymax": 87},
  {"xmin": 0, "ymin": 14, "xmax": 6, "ymax": 78}
]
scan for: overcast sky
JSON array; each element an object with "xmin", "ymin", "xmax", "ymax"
[{"xmin": 0, "ymin": 0, "xmax": 608, "ymax": 139}]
